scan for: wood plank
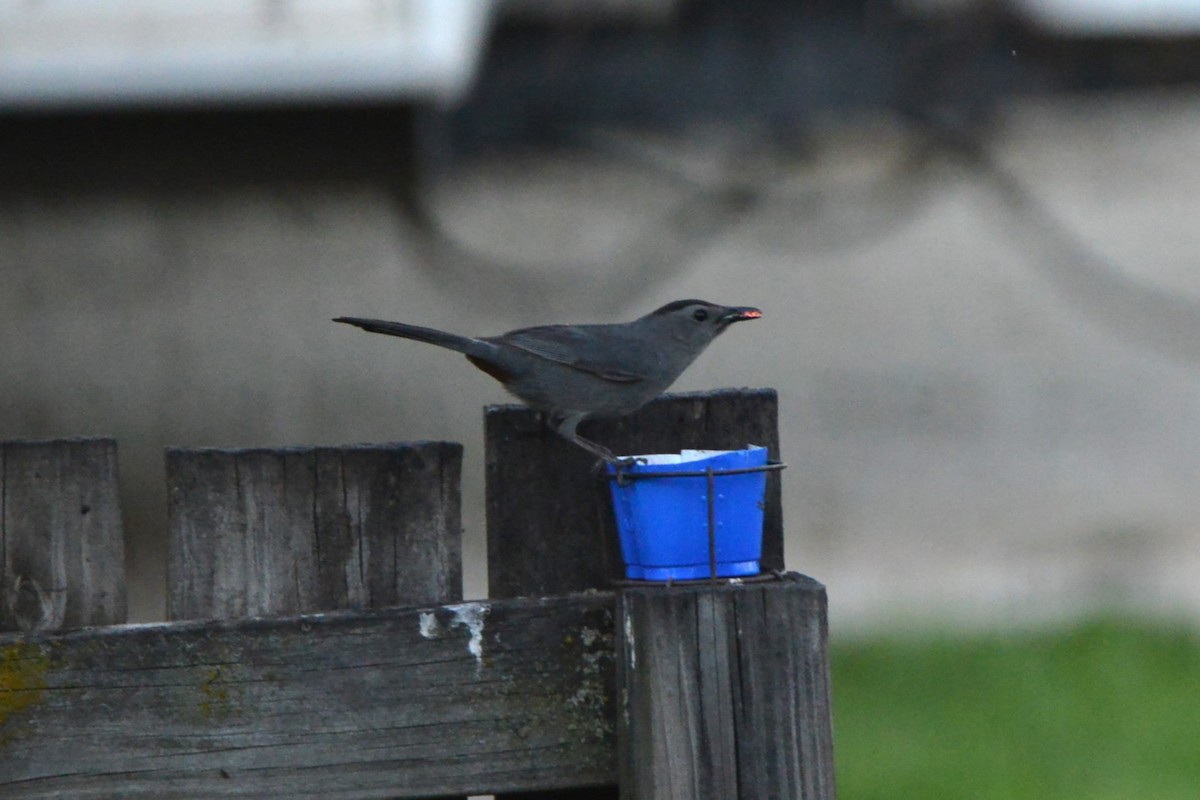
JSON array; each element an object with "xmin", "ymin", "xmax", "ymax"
[
  {"xmin": 617, "ymin": 574, "xmax": 835, "ymax": 799},
  {"xmin": 485, "ymin": 388, "xmax": 784, "ymax": 600},
  {"xmin": 0, "ymin": 438, "xmax": 125, "ymax": 631},
  {"xmin": 0, "ymin": 593, "xmax": 617, "ymax": 799},
  {"xmin": 166, "ymin": 442, "xmax": 462, "ymax": 620}
]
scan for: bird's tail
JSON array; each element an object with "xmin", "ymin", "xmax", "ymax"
[{"xmin": 333, "ymin": 317, "xmax": 481, "ymax": 355}]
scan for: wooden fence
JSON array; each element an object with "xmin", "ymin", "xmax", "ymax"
[{"xmin": 0, "ymin": 388, "xmax": 834, "ymax": 799}]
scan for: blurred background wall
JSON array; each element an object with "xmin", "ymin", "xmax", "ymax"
[{"xmin": 4, "ymin": 0, "xmax": 1200, "ymax": 630}]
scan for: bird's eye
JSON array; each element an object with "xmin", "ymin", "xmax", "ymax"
[{"xmin": 692, "ymin": 308, "xmax": 709, "ymax": 322}]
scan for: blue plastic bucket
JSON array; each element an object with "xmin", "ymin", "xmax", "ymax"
[{"xmin": 607, "ymin": 445, "xmax": 769, "ymax": 581}]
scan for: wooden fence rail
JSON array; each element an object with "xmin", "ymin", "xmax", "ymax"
[{"xmin": 0, "ymin": 389, "xmax": 834, "ymax": 799}]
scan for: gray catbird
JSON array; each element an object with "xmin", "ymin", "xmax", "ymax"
[{"xmin": 334, "ymin": 299, "xmax": 762, "ymax": 463}]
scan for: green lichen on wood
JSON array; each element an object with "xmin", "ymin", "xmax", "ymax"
[
  {"xmin": 198, "ymin": 664, "xmax": 239, "ymax": 722},
  {"xmin": 192, "ymin": 635, "xmax": 245, "ymax": 723},
  {"xmin": 563, "ymin": 623, "xmax": 615, "ymax": 744},
  {"xmin": 0, "ymin": 642, "xmax": 50, "ymax": 735}
]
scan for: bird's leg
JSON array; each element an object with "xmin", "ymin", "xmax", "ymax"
[{"xmin": 552, "ymin": 413, "xmax": 633, "ymax": 467}]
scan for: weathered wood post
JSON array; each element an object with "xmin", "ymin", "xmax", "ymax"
[
  {"xmin": 165, "ymin": 441, "xmax": 463, "ymax": 619},
  {"xmin": 486, "ymin": 388, "xmax": 785, "ymax": 599},
  {"xmin": 618, "ymin": 576, "xmax": 835, "ymax": 799},
  {"xmin": 0, "ymin": 438, "xmax": 126, "ymax": 632},
  {"xmin": 486, "ymin": 389, "xmax": 833, "ymax": 799}
]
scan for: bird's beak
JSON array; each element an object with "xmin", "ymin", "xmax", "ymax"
[{"xmin": 721, "ymin": 307, "xmax": 763, "ymax": 323}]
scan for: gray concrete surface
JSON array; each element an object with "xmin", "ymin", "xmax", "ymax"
[{"xmin": 4, "ymin": 91, "xmax": 1200, "ymax": 629}]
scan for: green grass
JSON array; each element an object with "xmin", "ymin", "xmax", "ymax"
[{"xmin": 831, "ymin": 618, "xmax": 1200, "ymax": 800}]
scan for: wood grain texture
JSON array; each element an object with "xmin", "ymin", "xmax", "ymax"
[
  {"xmin": 485, "ymin": 388, "xmax": 784, "ymax": 600},
  {"xmin": 0, "ymin": 438, "xmax": 125, "ymax": 632},
  {"xmin": 166, "ymin": 442, "xmax": 462, "ymax": 620},
  {"xmin": 617, "ymin": 574, "xmax": 835, "ymax": 800},
  {"xmin": 0, "ymin": 593, "xmax": 617, "ymax": 799}
]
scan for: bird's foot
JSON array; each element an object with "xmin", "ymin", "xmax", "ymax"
[
  {"xmin": 596, "ymin": 455, "xmax": 648, "ymax": 484},
  {"xmin": 612, "ymin": 455, "xmax": 646, "ymax": 468},
  {"xmin": 590, "ymin": 454, "xmax": 645, "ymax": 478}
]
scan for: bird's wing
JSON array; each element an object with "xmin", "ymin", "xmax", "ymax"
[{"xmin": 498, "ymin": 325, "xmax": 645, "ymax": 383}]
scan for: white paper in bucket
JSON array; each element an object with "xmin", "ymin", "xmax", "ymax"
[{"xmin": 626, "ymin": 449, "xmax": 740, "ymax": 464}]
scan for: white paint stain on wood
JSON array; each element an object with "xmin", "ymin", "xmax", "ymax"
[
  {"xmin": 418, "ymin": 610, "xmax": 438, "ymax": 639},
  {"xmin": 417, "ymin": 602, "xmax": 490, "ymax": 667},
  {"xmin": 449, "ymin": 602, "xmax": 489, "ymax": 666},
  {"xmin": 623, "ymin": 606, "xmax": 635, "ymax": 670}
]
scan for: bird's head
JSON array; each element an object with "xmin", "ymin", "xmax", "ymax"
[{"xmin": 644, "ymin": 299, "xmax": 762, "ymax": 343}]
